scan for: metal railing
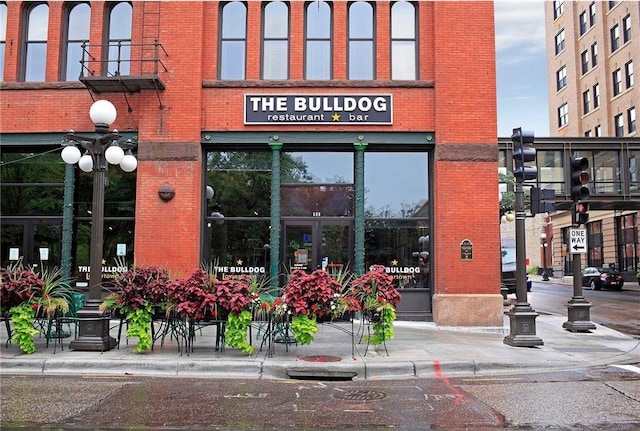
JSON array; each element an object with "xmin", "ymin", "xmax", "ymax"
[{"xmin": 78, "ymin": 40, "xmax": 168, "ymax": 79}]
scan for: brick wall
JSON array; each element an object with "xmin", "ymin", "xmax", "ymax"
[{"xmin": 0, "ymin": 1, "xmax": 501, "ymax": 324}]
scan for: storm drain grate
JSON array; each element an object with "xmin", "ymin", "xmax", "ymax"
[
  {"xmin": 333, "ymin": 389, "xmax": 387, "ymax": 402},
  {"xmin": 299, "ymin": 355, "xmax": 342, "ymax": 362}
]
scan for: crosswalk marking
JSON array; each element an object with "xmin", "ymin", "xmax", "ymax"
[{"xmin": 612, "ymin": 364, "xmax": 640, "ymax": 374}]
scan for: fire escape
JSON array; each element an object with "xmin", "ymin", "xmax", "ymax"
[{"xmin": 78, "ymin": 2, "xmax": 167, "ymax": 111}]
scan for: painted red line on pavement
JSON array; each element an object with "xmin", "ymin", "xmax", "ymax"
[{"xmin": 433, "ymin": 360, "xmax": 468, "ymax": 405}]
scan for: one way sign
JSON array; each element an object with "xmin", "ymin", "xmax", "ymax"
[{"xmin": 570, "ymin": 228, "xmax": 587, "ymax": 254}]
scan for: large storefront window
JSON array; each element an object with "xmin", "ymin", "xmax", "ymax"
[
  {"xmin": 1, "ymin": 151, "xmax": 64, "ymax": 267},
  {"xmin": 364, "ymin": 152, "xmax": 429, "ymax": 295},
  {"xmin": 72, "ymin": 162, "xmax": 136, "ymax": 288},
  {"xmin": 203, "ymin": 146, "xmax": 432, "ymax": 317},
  {"xmin": 204, "ymin": 152, "xmax": 272, "ymax": 272}
]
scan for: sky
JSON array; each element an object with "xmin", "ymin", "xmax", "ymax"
[{"xmin": 494, "ymin": 0, "xmax": 550, "ymax": 138}]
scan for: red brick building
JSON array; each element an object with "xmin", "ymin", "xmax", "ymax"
[{"xmin": 0, "ymin": 1, "xmax": 501, "ymax": 326}]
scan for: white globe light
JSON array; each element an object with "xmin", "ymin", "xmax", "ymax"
[
  {"xmin": 105, "ymin": 144, "xmax": 124, "ymax": 165},
  {"xmin": 78, "ymin": 154, "xmax": 94, "ymax": 172},
  {"xmin": 61, "ymin": 145, "xmax": 81, "ymax": 164},
  {"xmin": 120, "ymin": 153, "xmax": 137, "ymax": 172},
  {"xmin": 89, "ymin": 100, "xmax": 117, "ymax": 126},
  {"xmin": 206, "ymin": 186, "xmax": 214, "ymax": 200}
]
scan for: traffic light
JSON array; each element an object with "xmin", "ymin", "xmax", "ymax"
[
  {"xmin": 575, "ymin": 201, "xmax": 589, "ymax": 225},
  {"xmin": 530, "ymin": 187, "xmax": 555, "ymax": 215},
  {"xmin": 570, "ymin": 157, "xmax": 590, "ymax": 201},
  {"xmin": 512, "ymin": 128, "xmax": 537, "ymax": 183}
]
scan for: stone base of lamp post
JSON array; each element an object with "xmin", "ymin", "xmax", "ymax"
[
  {"xmin": 69, "ymin": 299, "xmax": 117, "ymax": 351},
  {"xmin": 563, "ymin": 299, "xmax": 596, "ymax": 332},
  {"xmin": 503, "ymin": 306, "xmax": 544, "ymax": 347},
  {"xmin": 541, "ymin": 268, "xmax": 550, "ymax": 281}
]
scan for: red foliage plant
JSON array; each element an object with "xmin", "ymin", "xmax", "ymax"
[
  {"xmin": 111, "ymin": 266, "xmax": 171, "ymax": 311},
  {"xmin": 214, "ymin": 275, "xmax": 251, "ymax": 315},
  {"xmin": 349, "ymin": 265, "xmax": 401, "ymax": 308},
  {"xmin": 282, "ymin": 269, "xmax": 343, "ymax": 317},
  {"xmin": 166, "ymin": 269, "xmax": 216, "ymax": 320},
  {"xmin": 166, "ymin": 270, "xmax": 252, "ymax": 320},
  {"xmin": 0, "ymin": 268, "xmax": 44, "ymax": 309}
]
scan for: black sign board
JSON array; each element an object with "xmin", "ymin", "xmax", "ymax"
[
  {"xmin": 244, "ymin": 94, "xmax": 393, "ymax": 125},
  {"xmin": 460, "ymin": 239, "xmax": 473, "ymax": 260}
]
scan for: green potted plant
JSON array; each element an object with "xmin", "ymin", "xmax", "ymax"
[
  {"xmin": 348, "ymin": 265, "xmax": 401, "ymax": 345},
  {"xmin": 100, "ymin": 265, "xmax": 171, "ymax": 352},
  {"xmin": 1, "ymin": 262, "xmax": 72, "ymax": 353},
  {"xmin": 280, "ymin": 269, "xmax": 344, "ymax": 345}
]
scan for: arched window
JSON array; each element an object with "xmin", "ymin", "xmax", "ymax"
[
  {"xmin": 348, "ymin": 1, "xmax": 374, "ymax": 80},
  {"xmin": 0, "ymin": 2, "xmax": 7, "ymax": 81},
  {"xmin": 23, "ymin": 3, "xmax": 48, "ymax": 82},
  {"xmin": 63, "ymin": 3, "xmax": 91, "ymax": 81},
  {"xmin": 106, "ymin": 2, "xmax": 132, "ymax": 76},
  {"xmin": 220, "ymin": 2, "xmax": 247, "ymax": 80},
  {"xmin": 391, "ymin": 1, "xmax": 416, "ymax": 80},
  {"xmin": 262, "ymin": 1, "xmax": 289, "ymax": 80},
  {"xmin": 305, "ymin": 1, "xmax": 331, "ymax": 80}
]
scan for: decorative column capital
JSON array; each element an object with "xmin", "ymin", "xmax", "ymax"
[{"xmin": 353, "ymin": 142, "xmax": 368, "ymax": 151}]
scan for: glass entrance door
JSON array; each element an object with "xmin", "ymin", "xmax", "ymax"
[{"xmin": 283, "ymin": 220, "xmax": 352, "ymax": 274}]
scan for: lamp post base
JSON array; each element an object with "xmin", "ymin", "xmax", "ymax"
[
  {"xmin": 563, "ymin": 299, "xmax": 596, "ymax": 332},
  {"xmin": 541, "ymin": 269, "xmax": 549, "ymax": 281},
  {"xmin": 504, "ymin": 306, "xmax": 544, "ymax": 347},
  {"xmin": 69, "ymin": 299, "xmax": 117, "ymax": 352}
]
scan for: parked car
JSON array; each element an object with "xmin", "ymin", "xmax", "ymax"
[{"xmin": 581, "ymin": 267, "xmax": 624, "ymax": 290}]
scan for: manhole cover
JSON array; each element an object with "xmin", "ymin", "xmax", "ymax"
[
  {"xmin": 299, "ymin": 355, "xmax": 342, "ymax": 362},
  {"xmin": 333, "ymin": 389, "xmax": 387, "ymax": 401}
]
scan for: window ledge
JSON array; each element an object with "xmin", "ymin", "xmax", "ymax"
[{"xmin": 203, "ymin": 80, "xmax": 435, "ymax": 89}]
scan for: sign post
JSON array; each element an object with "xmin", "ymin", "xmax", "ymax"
[
  {"xmin": 563, "ymin": 211, "xmax": 596, "ymax": 332},
  {"xmin": 504, "ymin": 128, "xmax": 543, "ymax": 347}
]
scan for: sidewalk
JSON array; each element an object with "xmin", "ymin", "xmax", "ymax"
[{"xmin": 1, "ymin": 310, "xmax": 638, "ymax": 380}]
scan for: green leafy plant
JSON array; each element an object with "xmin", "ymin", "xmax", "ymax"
[
  {"xmin": 365, "ymin": 302, "xmax": 396, "ymax": 345},
  {"xmin": 9, "ymin": 301, "xmax": 39, "ymax": 354},
  {"xmin": 224, "ymin": 309, "xmax": 253, "ymax": 354},
  {"xmin": 125, "ymin": 303, "xmax": 153, "ymax": 352},
  {"xmin": 290, "ymin": 314, "xmax": 318, "ymax": 345}
]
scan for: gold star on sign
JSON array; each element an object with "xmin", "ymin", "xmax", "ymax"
[
  {"xmin": 332, "ymin": 112, "xmax": 341, "ymax": 121},
  {"xmin": 237, "ymin": 259, "xmax": 243, "ymax": 265},
  {"xmin": 391, "ymin": 260, "xmax": 398, "ymax": 266}
]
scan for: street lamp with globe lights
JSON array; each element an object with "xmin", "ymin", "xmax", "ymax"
[{"xmin": 62, "ymin": 100, "xmax": 137, "ymax": 351}]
